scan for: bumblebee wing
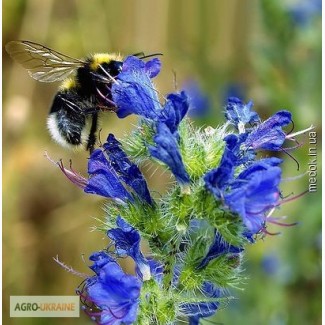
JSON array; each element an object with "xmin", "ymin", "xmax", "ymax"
[{"xmin": 5, "ymin": 40, "xmax": 86, "ymax": 82}]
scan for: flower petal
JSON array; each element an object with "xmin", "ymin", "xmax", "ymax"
[
  {"xmin": 112, "ymin": 56, "xmax": 161, "ymax": 119},
  {"xmin": 244, "ymin": 110, "xmax": 292, "ymax": 151},
  {"xmin": 144, "ymin": 58, "xmax": 161, "ymax": 78},
  {"xmin": 225, "ymin": 97, "xmax": 260, "ymax": 129},
  {"xmin": 149, "ymin": 123, "xmax": 190, "ymax": 185},
  {"xmin": 160, "ymin": 91, "xmax": 189, "ymax": 135},
  {"xmin": 103, "ymin": 134, "xmax": 153, "ymax": 204},
  {"xmin": 107, "ymin": 216, "xmax": 150, "ymax": 280},
  {"xmin": 85, "ymin": 149, "xmax": 131, "ymax": 202},
  {"xmin": 85, "ymin": 255, "xmax": 141, "ymax": 325}
]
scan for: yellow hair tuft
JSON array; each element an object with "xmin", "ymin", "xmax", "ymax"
[
  {"xmin": 89, "ymin": 53, "xmax": 123, "ymax": 70},
  {"xmin": 59, "ymin": 78, "xmax": 78, "ymax": 91}
]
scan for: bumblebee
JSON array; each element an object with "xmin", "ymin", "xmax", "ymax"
[{"xmin": 5, "ymin": 40, "xmax": 126, "ymax": 152}]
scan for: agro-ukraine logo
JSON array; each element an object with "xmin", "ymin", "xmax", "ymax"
[
  {"xmin": 14, "ymin": 302, "xmax": 76, "ymax": 311},
  {"xmin": 10, "ymin": 296, "xmax": 80, "ymax": 317}
]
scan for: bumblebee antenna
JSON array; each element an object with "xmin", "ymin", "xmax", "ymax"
[
  {"xmin": 140, "ymin": 53, "xmax": 163, "ymax": 59},
  {"xmin": 134, "ymin": 52, "xmax": 163, "ymax": 60}
]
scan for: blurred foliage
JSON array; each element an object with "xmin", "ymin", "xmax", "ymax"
[{"xmin": 3, "ymin": 0, "xmax": 321, "ymax": 325}]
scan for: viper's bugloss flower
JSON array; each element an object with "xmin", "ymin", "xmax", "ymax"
[
  {"xmin": 112, "ymin": 56, "xmax": 161, "ymax": 119},
  {"xmin": 107, "ymin": 216, "xmax": 151, "ymax": 280},
  {"xmin": 111, "ymin": 56, "xmax": 191, "ymax": 187},
  {"xmin": 224, "ymin": 133, "xmax": 257, "ymax": 165},
  {"xmin": 103, "ymin": 134, "xmax": 153, "ymax": 204},
  {"xmin": 122, "ymin": 55, "xmax": 161, "ymax": 78},
  {"xmin": 149, "ymin": 123, "xmax": 190, "ymax": 185},
  {"xmin": 150, "ymin": 93, "xmax": 190, "ymax": 184},
  {"xmin": 243, "ymin": 110, "xmax": 292, "ymax": 151},
  {"xmin": 287, "ymin": 0, "xmax": 322, "ymax": 26},
  {"xmin": 113, "ymin": 56, "xmax": 190, "ymax": 133},
  {"xmin": 205, "ymin": 154, "xmax": 282, "ymax": 234},
  {"xmin": 198, "ymin": 232, "xmax": 243, "ymax": 269},
  {"xmin": 183, "ymin": 80, "xmax": 210, "ymax": 117},
  {"xmin": 225, "ymin": 97, "xmax": 260, "ymax": 132},
  {"xmin": 224, "ymin": 162, "xmax": 282, "ymax": 234},
  {"xmin": 261, "ymin": 253, "xmax": 279, "ymax": 276},
  {"xmin": 89, "ymin": 251, "xmax": 115, "ymax": 275},
  {"xmin": 57, "ymin": 135, "xmax": 152, "ymax": 204},
  {"xmin": 203, "ymin": 146, "xmax": 235, "ymax": 199},
  {"xmin": 203, "ymin": 132, "xmax": 256, "ymax": 198},
  {"xmin": 85, "ymin": 149, "xmax": 132, "ymax": 203},
  {"xmin": 181, "ymin": 282, "xmax": 222, "ymax": 325},
  {"xmin": 147, "ymin": 259, "xmax": 164, "ymax": 285},
  {"xmin": 159, "ymin": 91, "xmax": 189, "ymax": 136},
  {"xmin": 81, "ymin": 251, "xmax": 141, "ymax": 325}
]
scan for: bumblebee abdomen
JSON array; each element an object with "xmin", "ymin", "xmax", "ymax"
[{"xmin": 48, "ymin": 92, "xmax": 87, "ymax": 148}]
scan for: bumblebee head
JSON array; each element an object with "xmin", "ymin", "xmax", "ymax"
[
  {"xmin": 99, "ymin": 60, "xmax": 123, "ymax": 78},
  {"xmin": 89, "ymin": 53, "xmax": 123, "ymax": 77}
]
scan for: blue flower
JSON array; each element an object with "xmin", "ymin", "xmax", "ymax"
[
  {"xmin": 287, "ymin": 0, "xmax": 321, "ymax": 26},
  {"xmin": 255, "ymin": 157, "xmax": 283, "ymax": 167},
  {"xmin": 183, "ymin": 80, "xmax": 210, "ymax": 117},
  {"xmin": 85, "ymin": 149, "xmax": 132, "ymax": 203},
  {"xmin": 203, "ymin": 147, "xmax": 235, "ymax": 199},
  {"xmin": 111, "ymin": 56, "xmax": 191, "ymax": 187},
  {"xmin": 122, "ymin": 55, "xmax": 161, "ymax": 78},
  {"xmin": 89, "ymin": 251, "xmax": 115, "ymax": 275},
  {"xmin": 82, "ymin": 251, "xmax": 141, "ymax": 325},
  {"xmin": 203, "ymin": 133, "xmax": 251, "ymax": 198},
  {"xmin": 205, "ymin": 151, "xmax": 282, "ymax": 234},
  {"xmin": 113, "ymin": 56, "xmax": 190, "ymax": 131},
  {"xmin": 261, "ymin": 253, "xmax": 279, "ymax": 276},
  {"xmin": 181, "ymin": 282, "xmax": 222, "ymax": 324},
  {"xmin": 159, "ymin": 91, "xmax": 189, "ymax": 135},
  {"xmin": 112, "ymin": 56, "xmax": 161, "ymax": 119},
  {"xmin": 204, "ymin": 125, "xmax": 285, "ymax": 233},
  {"xmin": 198, "ymin": 232, "xmax": 243, "ymax": 269},
  {"xmin": 243, "ymin": 110, "xmax": 292, "ymax": 151},
  {"xmin": 188, "ymin": 315, "xmax": 201, "ymax": 325},
  {"xmin": 224, "ymin": 162, "xmax": 282, "ymax": 234},
  {"xmin": 147, "ymin": 258, "xmax": 164, "ymax": 285},
  {"xmin": 58, "ymin": 134, "xmax": 153, "ymax": 204},
  {"xmin": 149, "ymin": 123, "xmax": 190, "ymax": 185},
  {"xmin": 228, "ymin": 133, "xmax": 257, "ymax": 165},
  {"xmin": 107, "ymin": 216, "xmax": 151, "ymax": 280},
  {"xmin": 103, "ymin": 134, "xmax": 153, "ymax": 204},
  {"xmin": 225, "ymin": 97, "xmax": 260, "ymax": 131}
]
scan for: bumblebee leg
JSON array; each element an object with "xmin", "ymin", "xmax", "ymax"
[
  {"xmin": 86, "ymin": 112, "xmax": 98, "ymax": 153},
  {"xmin": 84, "ymin": 106, "xmax": 115, "ymax": 114},
  {"xmin": 84, "ymin": 107, "xmax": 99, "ymax": 115}
]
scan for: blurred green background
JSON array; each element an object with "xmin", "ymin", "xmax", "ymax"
[{"xmin": 3, "ymin": 0, "xmax": 321, "ymax": 324}]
